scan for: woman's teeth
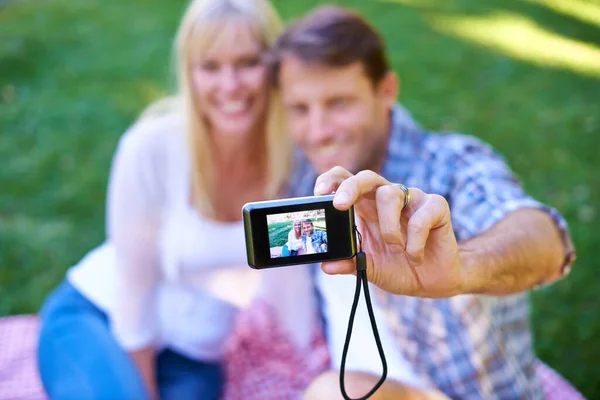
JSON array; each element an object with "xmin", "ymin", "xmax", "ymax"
[
  {"xmin": 318, "ymin": 143, "xmax": 344, "ymax": 156},
  {"xmin": 221, "ymin": 101, "xmax": 248, "ymax": 113}
]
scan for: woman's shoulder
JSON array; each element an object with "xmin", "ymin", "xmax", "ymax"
[
  {"xmin": 121, "ymin": 109, "xmax": 184, "ymax": 153},
  {"xmin": 116, "ymin": 101, "xmax": 186, "ymax": 168},
  {"xmin": 108, "ymin": 100, "xmax": 188, "ymax": 201}
]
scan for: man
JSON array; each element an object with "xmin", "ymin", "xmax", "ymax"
[
  {"xmin": 301, "ymin": 219, "xmax": 328, "ymax": 254},
  {"xmin": 271, "ymin": 5, "xmax": 576, "ymax": 399}
]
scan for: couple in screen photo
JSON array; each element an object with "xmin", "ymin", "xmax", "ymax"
[{"xmin": 284, "ymin": 219, "xmax": 327, "ymax": 256}]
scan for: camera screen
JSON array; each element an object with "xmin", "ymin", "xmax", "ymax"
[{"xmin": 266, "ymin": 209, "xmax": 328, "ymax": 259}]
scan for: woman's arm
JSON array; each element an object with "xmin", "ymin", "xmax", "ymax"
[
  {"xmin": 129, "ymin": 347, "xmax": 159, "ymax": 399},
  {"xmin": 106, "ymin": 126, "xmax": 165, "ymax": 397}
]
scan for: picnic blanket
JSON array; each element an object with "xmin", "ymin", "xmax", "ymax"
[{"xmin": 0, "ymin": 312, "xmax": 586, "ymax": 400}]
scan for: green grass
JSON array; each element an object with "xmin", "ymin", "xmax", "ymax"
[
  {"xmin": 1, "ymin": 0, "xmax": 598, "ymax": 396},
  {"xmin": 269, "ymin": 222, "xmax": 295, "ymax": 247}
]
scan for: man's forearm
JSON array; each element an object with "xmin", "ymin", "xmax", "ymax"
[{"xmin": 458, "ymin": 208, "xmax": 569, "ymax": 295}]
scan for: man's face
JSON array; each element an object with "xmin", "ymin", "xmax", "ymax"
[
  {"xmin": 302, "ymin": 222, "xmax": 313, "ymax": 236},
  {"xmin": 279, "ymin": 55, "xmax": 397, "ymax": 174}
]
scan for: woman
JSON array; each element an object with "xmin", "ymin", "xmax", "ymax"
[
  {"xmin": 286, "ymin": 219, "xmax": 305, "ymax": 256},
  {"xmin": 36, "ymin": 0, "xmax": 294, "ymax": 398}
]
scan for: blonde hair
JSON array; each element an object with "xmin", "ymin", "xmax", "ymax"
[
  {"xmin": 293, "ymin": 218, "xmax": 302, "ymax": 239},
  {"xmin": 141, "ymin": 0, "xmax": 291, "ymax": 218}
]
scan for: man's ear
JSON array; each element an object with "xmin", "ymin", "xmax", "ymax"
[{"xmin": 377, "ymin": 71, "xmax": 399, "ymax": 107}]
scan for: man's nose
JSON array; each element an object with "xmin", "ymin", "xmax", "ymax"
[
  {"xmin": 220, "ymin": 66, "xmax": 241, "ymax": 93},
  {"xmin": 307, "ymin": 108, "xmax": 334, "ymax": 143}
]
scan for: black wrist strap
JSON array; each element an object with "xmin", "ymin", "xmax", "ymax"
[{"xmin": 339, "ymin": 228, "xmax": 388, "ymax": 400}]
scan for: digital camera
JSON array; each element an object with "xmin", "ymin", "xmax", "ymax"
[{"xmin": 242, "ymin": 194, "xmax": 358, "ymax": 269}]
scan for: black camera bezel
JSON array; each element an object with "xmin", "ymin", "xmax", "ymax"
[{"xmin": 242, "ymin": 194, "xmax": 358, "ymax": 269}]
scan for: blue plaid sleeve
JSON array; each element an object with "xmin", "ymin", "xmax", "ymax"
[
  {"xmin": 313, "ymin": 230, "xmax": 328, "ymax": 253},
  {"xmin": 444, "ymin": 134, "xmax": 574, "ymax": 280}
]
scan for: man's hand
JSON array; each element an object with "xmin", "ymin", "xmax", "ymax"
[{"xmin": 315, "ymin": 166, "xmax": 464, "ymax": 297}]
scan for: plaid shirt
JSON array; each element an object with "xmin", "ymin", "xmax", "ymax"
[
  {"xmin": 302, "ymin": 229, "xmax": 328, "ymax": 254},
  {"xmin": 288, "ymin": 105, "xmax": 572, "ymax": 399}
]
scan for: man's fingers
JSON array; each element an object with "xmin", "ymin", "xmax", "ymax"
[
  {"xmin": 332, "ymin": 170, "xmax": 390, "ymax": 210},
  {"xmin": 314, "ymin": 166, "xmax": 353, "ymax": 196},
  {"xmin": 374, "ymin": 185, "xmax": 428, "ymax": 247},
  {"xmin": 375, "ymin": 185, "xmax": 404, "ymax": 245},
  {"xmin": 321, "ymin": 260, "xmax": 356, "ymax": 275},
  {"xmin": 399, "ymin": 186, "xmax": 427, "ymax": 219},
  {"xmin": 405, "ymin": 194, "xmax": 450, "ymax": 266}
]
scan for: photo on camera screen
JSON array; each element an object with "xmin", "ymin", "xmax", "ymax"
[{"xmin": 266, "ymin": 209, "xmax": 327, "ymax": 259}]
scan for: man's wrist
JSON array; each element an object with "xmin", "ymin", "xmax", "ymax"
[{"xmin": 458, "ymin": 244, "xmax": 488, "ymax": 295}]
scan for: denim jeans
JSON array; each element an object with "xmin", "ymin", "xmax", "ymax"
[{"xmin": 38, "ymin": 281, "xmax": 223, "ymax": 400}]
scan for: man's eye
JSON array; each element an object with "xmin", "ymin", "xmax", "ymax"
[
  {"xmin": 331, "ymin": 98, "xmax": 348, "ymax": 108},
  {"xmin": 239, "ymin": 57, "xmax": 260, "ymax": 68},
  {"xmin": 288, "ymin": 104, "xmax": 308, "ymax": 115},
  {"xmin": 199, "ymin": 61, "xmax": 219, "ymax": 72}
]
